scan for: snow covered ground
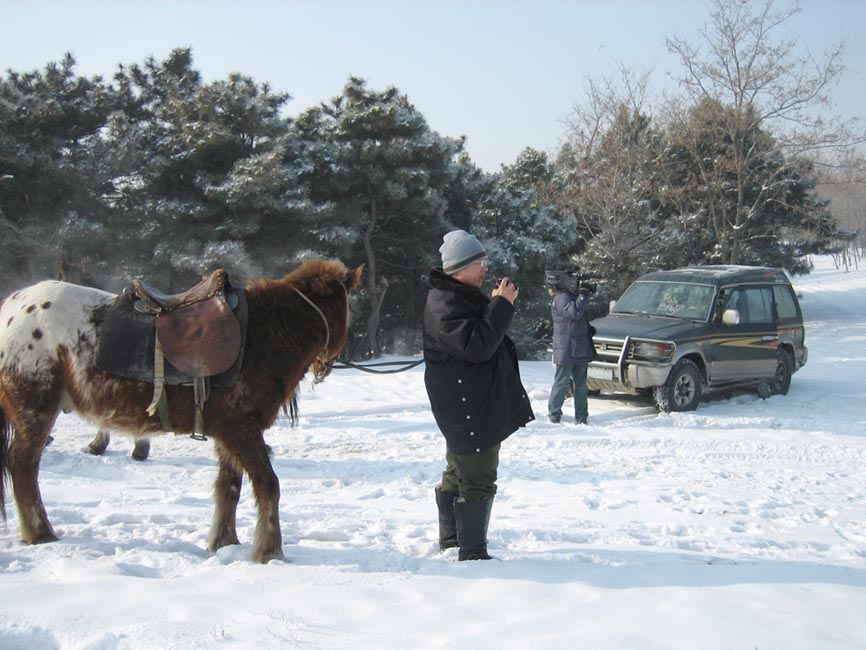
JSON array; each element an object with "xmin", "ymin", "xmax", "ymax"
[{"xmin": 2, "ymin": 255, "xmax": 865, "ymax": 650}]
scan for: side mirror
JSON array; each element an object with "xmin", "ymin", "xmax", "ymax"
[
  {"xmin": 609, "ymin": 300, "xmax": 617, "ymax": 312},
  {"xmin": 722, "ymin": 308, "xmax": 740, "ymax": 326}
]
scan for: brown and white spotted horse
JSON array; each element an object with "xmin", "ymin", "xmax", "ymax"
[
  {"xmin": 0, "ymin": 258, "xmax": 362, "ymax": 563},
  {"xmin": 57, "ymin": 259, "xmax": 151, "ymax": 460}
]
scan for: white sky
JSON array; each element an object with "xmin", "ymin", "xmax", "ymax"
[{"xmin": 1, "ymin": 0, "xmax": 864, "ymax": 172}]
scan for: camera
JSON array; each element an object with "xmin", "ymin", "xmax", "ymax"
[
  {"xmin": 545, "ymin": 269, "xmax": 581, "ymax": 293},
  {"xmin": 546, "ymin": 268, "xmax": 598, "ymax": 295},
  {"xmin": 578, "ymin": 281, "xmax": 597, "ymax": 295}
]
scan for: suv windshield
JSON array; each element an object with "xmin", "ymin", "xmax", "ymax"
[{"xmin": 613, "ymin": 281, "xmax": 715, "ymax": 320}]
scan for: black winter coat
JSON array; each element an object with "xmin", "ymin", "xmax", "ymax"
[{"xmin": 423, "ymin": 268, "xmax": 535, "ymax": 454}]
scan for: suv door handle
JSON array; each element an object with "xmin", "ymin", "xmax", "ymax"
[{"xmin": 762, "ymin": 335, "xmax": 778, "ymax": 341}]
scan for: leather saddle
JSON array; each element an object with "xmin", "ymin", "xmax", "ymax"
[
  {"xmin": 95, "ymin": 269, "xmax": 248, "ymax": 436},
  {"xmin": 132, "ymin": 269, "xmax": 241, "ymax": 378}
]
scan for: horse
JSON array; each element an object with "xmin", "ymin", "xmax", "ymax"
[
  {"xmin": 57, "ymin": 258, "xmax": 151, "ymax": 460},
  {"xmin": 0, "ymin": 258, "xmax": 362, "ymax": 563}
]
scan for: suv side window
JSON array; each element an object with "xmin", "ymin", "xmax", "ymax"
[
  {"xmin": 773, "ymin": 284, "xmax": 799, "ymax": 323},
  {"xmin": 728, "ymin": 287, "xmax": 774, "ymax": 324}
]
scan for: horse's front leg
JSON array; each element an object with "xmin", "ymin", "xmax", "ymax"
[
  {"xmin": 214, "ymin": 430, "xmax": 283, "ymax": 563},
  {"xmin": 207, "ymin": 440, "xmax": 242, "ymax": 552},
  {"xmin": 248, "ymin": 451, "xmax": 284, "ymax": 563}
]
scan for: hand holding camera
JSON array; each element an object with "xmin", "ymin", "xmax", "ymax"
[{"xmin": 493, "ymin": 277, "xmax": 519, "ymax": 304}]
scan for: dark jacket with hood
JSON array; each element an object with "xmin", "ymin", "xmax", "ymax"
[
  {"xmin": 423, "ymin": 268, "xmax": 535, "ymax": 454},
  {"xmin": 551, "ymin": 289, "xmax": 593, "ymax": 365}
]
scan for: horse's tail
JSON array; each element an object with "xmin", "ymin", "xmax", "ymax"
[{"xmin": 0, "ymin": 406, "xmax": 9, "ymax": 522}]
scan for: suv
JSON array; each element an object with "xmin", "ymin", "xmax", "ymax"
[{"xmin": 587, "ymin": 265, "xmax": 807, "ymax": 412}]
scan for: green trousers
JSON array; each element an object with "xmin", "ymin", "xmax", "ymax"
[{"xmin": 440, "ymin": 443, "xmax": 500, "ymax": 501}]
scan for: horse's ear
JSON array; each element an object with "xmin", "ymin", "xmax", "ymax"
[{"xmin": 346, "ymin": 265, "xmax": 364, "ymax": 291}]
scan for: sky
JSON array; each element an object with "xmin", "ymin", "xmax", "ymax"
[
  {"xmin": 2, "ymin": 254, "xmax": 866, "ymax": 649},
  {"xmin": 1, "ymin": 0, "xmax": 864, "ymax": 172}
]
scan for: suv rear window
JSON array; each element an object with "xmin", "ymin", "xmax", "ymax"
[
  {"xmin": 613, "ymin": 281, "xmax": 715, "ymax": 320},
  {"xmin": 773, "ymin": 285, "xmax": 800, "ymax": 321}
]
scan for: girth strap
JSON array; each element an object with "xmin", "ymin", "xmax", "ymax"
[
  {"xmin": 146, "ymin": 334, "xmax": 172, "ymax": 432},
  {"xmin": 145, "ymin": 332, "xmax": 209, "ymax": 439},
  {"xmin": 191, "ymin": 377, "xmax": 209, "ymax": 441}
]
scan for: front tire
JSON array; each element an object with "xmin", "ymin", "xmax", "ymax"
[{"xmin": 654, "ymin": 359, "xmax": 702, "ymax": 412}]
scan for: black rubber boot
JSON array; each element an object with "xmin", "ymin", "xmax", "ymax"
[
  {"xmin": 435, "ymin": 486, "xmax": 459, "ymax": 551},
  {"xmin": 455, "ymin": 496, "xmax": 494, "ymax": 561}
]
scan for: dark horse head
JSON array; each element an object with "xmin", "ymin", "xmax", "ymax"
[{"xmin": 57, "ymin": 259, "xmax": 101, "ymax": 289}]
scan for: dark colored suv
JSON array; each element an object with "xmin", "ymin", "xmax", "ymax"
[{"xmin": 587, "ymin": 266, "xmax": 807, "ymax": 411}]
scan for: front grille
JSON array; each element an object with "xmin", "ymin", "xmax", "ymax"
[{"xmin": 593, "ymin": 337, "xmax": 626, "ymax": 363}]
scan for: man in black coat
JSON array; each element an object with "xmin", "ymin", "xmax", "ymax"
[
  {"xmin": 547, "ymin": 275, "xmax": 594, "ymax": 424},
  {"xmin": 423, "ymin": 229, "xmax": 535, "ymax": 561}
]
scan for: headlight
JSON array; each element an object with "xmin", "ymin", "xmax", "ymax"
[{"xmin": 630, "ymin": 340, "xmax": 675, "ymax": 363}]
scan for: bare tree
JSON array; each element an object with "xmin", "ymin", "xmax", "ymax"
[
  {"xmin": 665, "ymin": 0, "xmax": 864, "ymax": 263},
  {"xmin": 817, "ymin": 154, "xmax": 866, "ymax": 267},
  {"xmin": 559, "ymin": 64, "xmax": 673, "ymax": 294}
]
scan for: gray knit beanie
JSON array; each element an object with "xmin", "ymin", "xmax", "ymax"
[{"xmin": 439, "ymin": 230, "xmax": 486, "ymax": 275}]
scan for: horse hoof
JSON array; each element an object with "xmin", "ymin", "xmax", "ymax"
[
  {"xmin": 25, "ymin": 531, "xmax": 59, "ymax": 545},
  {"xmin": 131, "ymin": 441, "xmax": 151, "ymax": 461},
  {"xmin": 252, "ymin": 548, "xmax": 287, "ymax": 564}
]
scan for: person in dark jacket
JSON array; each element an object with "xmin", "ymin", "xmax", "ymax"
[
  {"xmin": 547, "ymin": 276, "xmax": 593, "ymax": 424},
  {"xmin": 423, "ymin": 229, "xmax": 535, "ymax": 561}
]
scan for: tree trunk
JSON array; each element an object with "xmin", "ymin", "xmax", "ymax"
[{"xmin": 363, "ymin": 188, "xmax": 382, "ymax": 357}]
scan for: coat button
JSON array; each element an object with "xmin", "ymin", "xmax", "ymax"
[
  {"xmin": 461, "ymin": 397, "xmax": 466, "ymax": 402},
  {"xmin": 476, "ymin": 448, "xmax": 481, "ymax": 453},
  {"xmin": 457, "ymin": 379, "xmax": 462, "ymax": 384},
  {"xmin": 470, "ymin": 431, "xmax": 475, "ymax": 436},
  {"xmin": 466, "ymin": 415, "xmax": 471, "ymax": 419}
]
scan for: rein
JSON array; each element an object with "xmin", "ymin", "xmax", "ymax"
[
  {"xmin": 293, "ymin": 285, "xmax": 421, "ymax": 376},
  {"xmin": 292, "ymin": 286, "xmax": 331, "ymax": 383},
  {"xmin": 292, "ymin": 286, "xmax": 330, "ymax": 351}
]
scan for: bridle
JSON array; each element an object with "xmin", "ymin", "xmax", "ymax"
[{"xmin": 292, "ymin": 284, "xmax": 348, "ymax": 384}]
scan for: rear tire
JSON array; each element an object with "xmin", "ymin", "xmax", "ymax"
[
  {"xmin": 771, "ymin": 349, "xmax": 793, "ymax": 396},
  {"xmin": 654, "ymin": 359, "xmax": 702, "ymax": 412}
]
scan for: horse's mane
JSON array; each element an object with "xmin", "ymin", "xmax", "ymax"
[{"xmin": 245, "ymin": 258, "xmax": 348, "ymax": 299}]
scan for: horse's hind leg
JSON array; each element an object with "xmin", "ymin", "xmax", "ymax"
[
  {"xmin": 6, "ymin": 391, "xmax": 61, "ymax": 544},
  {"xmin": 87, "ymin": 429, "xmax": 110, "ymax": 455},
  {"xmin": 207, "ymin": 440, "xmax": 242, "ymax": 552}
]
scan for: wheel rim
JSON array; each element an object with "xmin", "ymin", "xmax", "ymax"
[
  {"xmin": 774, "ymin": 359, "xmax": 789, "ymax": 391},
  {"xmin": 673, "ymin": 373, "xmax": 696, "ymax": 407}
]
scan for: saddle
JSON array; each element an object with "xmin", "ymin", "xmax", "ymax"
[
  {"xmin": 132, "ymin": 269, "xmax": 241, "ymax": 378},
  {"xmin": 96, "ymin": 269, "xmax": 247, "ymax": 439}
]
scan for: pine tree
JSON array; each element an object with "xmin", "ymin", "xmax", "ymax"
[
  {"xmin": 0, "ymin": 54, "xmax": 115, "ymax": 289},
  {"xmin": 298, "ymin": 77, "xmax": 464, "ymax": 356}
]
